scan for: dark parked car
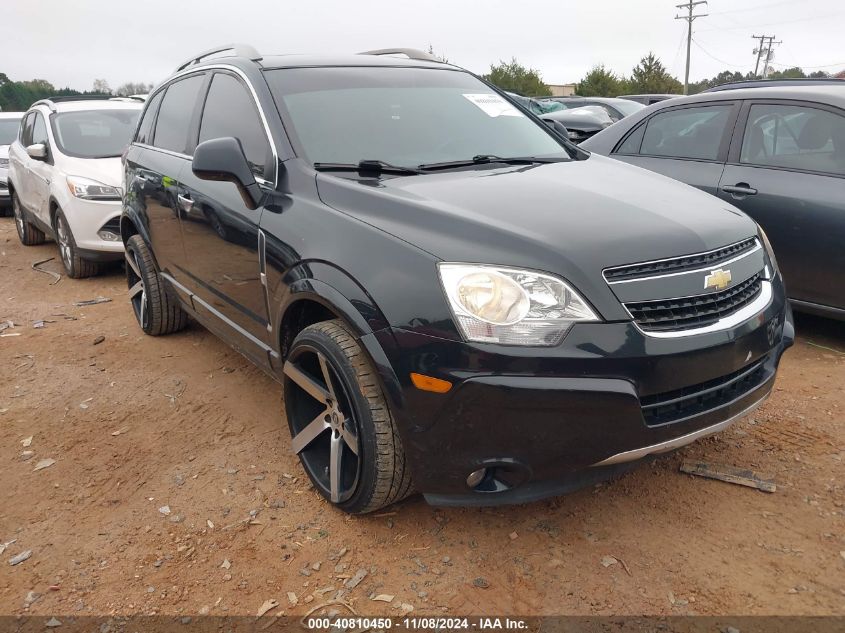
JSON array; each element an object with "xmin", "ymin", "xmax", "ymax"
[
  {"xmin": 582, "ymin": 85, "xmax": 845, "ymax": 319},
  {"xmin": 543, "ymin": 96, "xmax": 646, "ymax": 121},
  {"xmin": 505, "ymin": 93, "xmax": 614, "ymax": 143},
  {"xmin": 619, "ymin": 94, "xmax": 679, "ymax": 105},
  {"xmin": 122, "ymin": 45, "xmax": 793, "ymax": 513}
]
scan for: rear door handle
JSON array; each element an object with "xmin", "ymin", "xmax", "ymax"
[
  {"xmin": 721, "ymin": 183, "xmax": 757, "ymax": 196},
  {"xmin": 177, "ymin": 194, "xmax": 193, "ymax": 212}
]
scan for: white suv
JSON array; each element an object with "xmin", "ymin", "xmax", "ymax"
[{"xmin": 8, "ymin": 98, "xmax": 142, "ymax": 277}]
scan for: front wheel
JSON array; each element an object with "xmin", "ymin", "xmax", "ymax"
[
  {"xmin": 125, "ymin": 234, "xmax": 188, "ymax": 336},
  {"xmin": 55, "ymin": 209, "xmax": 100, "ymax": 278},
  {"xmin": 283, "ymin": 320, "xmax": 413, "ymax": 514}
]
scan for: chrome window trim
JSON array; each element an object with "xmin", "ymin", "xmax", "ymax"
[
  {"xmin": 592, "ymin": 385, "xmax": 772, "ymax": 467},
  {"xmin": 140, "ymin": 63, "xmax": 280, "ymax": 188},
  {"xmin": 628, "ymin": 279, "xmax": 772, "ymax": 339},
  {"xmin": 603, "ymin": 238, "xmax": 761, "ymax": 284}
]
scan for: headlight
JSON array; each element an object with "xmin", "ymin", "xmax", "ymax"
[
  {"xmin": 758, "ymin": 227, "xmax": 779, "ymax": 277},
  {"xmin": 66, "ymin": 176, "xmax": 122, "ymax": 201},
  {"xmin": 438, "ymin": 263, "xmax": 599, "ymax": 346}
]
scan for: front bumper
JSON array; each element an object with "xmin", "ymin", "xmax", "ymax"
[
  {"xmin": 62, "ymin": 197, "xmax": 124, "ymax": 257},
  {"xmin": 0, "ymin": 176, "xmax": 9, "ymax": 207},
  {"xmin": 372, "ymin": 275, "xmax": 794, "ymax": 506}
]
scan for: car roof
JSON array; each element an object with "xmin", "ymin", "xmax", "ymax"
[
  {"xmin": 0, "ymin": 112, "xmax": 24, "ymax": 119},
  {"xmin": 182, "ymin": 52, "xmax": 458, "ymax": 73},
  {"xmin": 657, "ymin": 85, "xmax": 845, "ymax": 107}
]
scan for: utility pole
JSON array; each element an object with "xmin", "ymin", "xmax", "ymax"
[
  {"xmin": 752, "ymin": 34, "xmax": 766, "ymax": 78},
  {"xmin": 676, "ymin": 1, "xmax": 708, "ymax": 95},
  {"xmin": 762, "ymin": 36, "xmax": 782, "ymax": 78}
]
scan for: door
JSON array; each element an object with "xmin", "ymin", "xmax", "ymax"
[
  {"xmin": 11, "ymin": 112, "xmax": 36, "ymax": 212},
  {"xmin": 130, "ymin": 74, "xmax": 207, "ymax": 280},
  {"xmin": 717, "ymin": 101, "xmax": 845, "ymax": 311},
  {"xmin": 28, "ymin": 111, "xmax": 53, "ymax": 223},
  {"xmin": 611, "ymin": 102, "xmax": 738, "ymax": 196},
  {"xmin": 178, "ymin": 71, "xmax": 274, "ymax": 349}
]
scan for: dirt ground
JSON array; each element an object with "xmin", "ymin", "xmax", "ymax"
[{"xmin": 1, "ymin": 215, "xmax": 843, "ymax": 618}]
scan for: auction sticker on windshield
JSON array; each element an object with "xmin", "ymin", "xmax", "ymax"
[{"xmin": 462, "ymin": 93, "xmax": 523, "ymax": 117}]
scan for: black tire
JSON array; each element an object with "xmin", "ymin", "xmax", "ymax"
[
  {"xmin": 124, "ymin": 234, "xmax": 188, "ymax": 336},
  {"xmin": 283, "ymin": 319, "xmax": 413, "ymax": 514},
  {"xmin": 12, "ymin": 193, "xmax": 46, "ymax": 246},
  {"xmin": 54, "ymin": 209, "xmax": 100, "ymax": 279}
]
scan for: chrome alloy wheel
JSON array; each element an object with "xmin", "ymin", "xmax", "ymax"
[
  {"xmin": 284, "ymin": 347, "xmax": 361, "ymax": 503},
  {"xmin": 12, "ymin": 195, "xmax": 25, "ymax": 239},
  {"xmin": 125, "ymin": 248, "xmax": 148, "ymax": 329},
  {"xmin": 56, "ymin": 215, "xmax": 73, "ymax": 270}
]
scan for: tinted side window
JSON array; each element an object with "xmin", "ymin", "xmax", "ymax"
[
  {"xmin": 639, "ymin": 105, "xmax": 732, "ymax": 161},
  {"xmin": 32, "ymin": 113, "xmax": 49, "ymax": 146},
  {"xmin": 20, "ymin": 113, "xmax": 35, "ymax": 145},
  {"xmin": 615, "ymin": 122, "xmax": 646, "ymax": 155},
  {"xmin": 136, "ymin": 90, "xmax": 164, "ymax": 145},
  {"xmin": 740, "ymin": 103, "xmax": 845, "ymax": 176},
  {"xmin": 199, "ymin": 73, "xmax": 271, "ymax": 178},
  {"xmin": 153, "ymin": 74, "xmax": 205, "ymax": 154}
]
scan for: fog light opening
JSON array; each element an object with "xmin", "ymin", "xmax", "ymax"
[
  {"xmin": 466, "ymin": 468, "xmax": 487, "ymax": 489},
  {"xmin": 98, "ymin": 230, "xmax": 120, "ymax": 242}
]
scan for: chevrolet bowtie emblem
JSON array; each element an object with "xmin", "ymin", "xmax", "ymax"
[{"xmin": 704, "ymin": 268, "xmax": 732, "ymax": 291}]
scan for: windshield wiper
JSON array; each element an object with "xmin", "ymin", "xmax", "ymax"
[
  {"xmin": 417, "ymin": 155, "xmax": 567, "ymax": 171},
  {"xmin": 313, "ymin": 160, "xmax": 421, "ymax": 175}
]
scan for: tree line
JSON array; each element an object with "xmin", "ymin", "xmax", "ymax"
[
  {"xmin": 0, "ymin": 74, "xmax": 154, "ymax": 112},
  {"xmin": 482, "ymin": 53, "xmax": 834, "ymax": 98}
]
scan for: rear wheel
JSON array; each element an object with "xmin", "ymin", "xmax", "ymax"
[
  {"xmin": 55, "ymin": 209, "xmax": 100, "ymax": 278},
  {"xmin": 283, "ymin": 320, "xmax": 413, "ymax": 514},
  {"xmin": 125, "ymin": 234, "xmax": 188, "ymax": 336},
  {"xmin": 12, "ymin": 193, "xmax": 45, "ymax": 246}
]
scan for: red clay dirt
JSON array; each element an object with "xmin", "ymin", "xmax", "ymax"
[{"xmin": 1, "ymin": 216, "xmax": 843, "ymax": 618}]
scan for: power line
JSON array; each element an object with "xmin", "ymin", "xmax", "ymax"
[
  {"xmin": 690, "ymin": 38, "xmax": 746, "ymax": 69},
  {"xmin": 675, "ymin": 1, "xmax": 708, "ymax": 95}
]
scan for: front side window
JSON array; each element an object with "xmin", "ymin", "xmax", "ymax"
[
  {"xmin": 199, "ymin": 73, "xmax": 271, "ymax": 179},
  {"xmin": 265, "ymin": 67, "xmax": 570, "ymax": 167},
  {"xmin": 740, "ymin": 103, "xmax": 845, "ymax": 176},
  {"xmin": 51, "ymin": 109, "xmax": 140, "ymax": 159},
  {"xmin": 32, "ymin": 112, "xmax": 49, "ymax": 146},
  {"xmin": 153, "ymin": 74, "xmax": 205, "ymax": 154},
  {"xmin": 0, "ymin": 118, "xmax": 22, "ymax": 145},
  {"xmin": 135, "ymin": 90, "xmax": 164, "ymax": 146},
  {"xmin": 19, "ymin": 113, "xmax": 35, "ymax": 146},
  {"xmin": 639, "ymin": 104, "xmax": 732, "ymax": 161}
]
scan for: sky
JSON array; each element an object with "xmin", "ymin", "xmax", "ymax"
[{"xmin": 2, "ymin": 0, "xmax": 844, "ymax": 91}]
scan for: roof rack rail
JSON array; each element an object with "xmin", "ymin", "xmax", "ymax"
[
  {"xmin": 358, "ymin": 48, "xmax": 440, "ymax": 62},
  {"xmin": 175, "ymin": 44, "xmax": 262, "ymax": 72},
  {"xmin": 109, "ymin": 95, "xmax": 146, "ymax": 102},
  {"xmin": 703, "ymin": 77, "xmax": 845, "ymax": 93}
]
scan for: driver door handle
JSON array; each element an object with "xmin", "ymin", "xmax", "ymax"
[
  {"xmin": 177, "ymin": 194, "xmax": 194, "ymax": 212},
  {"xmin": 721, "ymin": 183, "xmax": 757, "ymax": 196}
]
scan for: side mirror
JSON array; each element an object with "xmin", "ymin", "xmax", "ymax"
[
  {"xmin": 543, "ymin": 120, "xmax": 571, "ymax": 140},
  {"xmin": 26, "ymin": 143, "xmax": 47, "ymax": 161},
  {"xmin": 192, "ymin": 137, "xmax": 262, "ymax": 210}
]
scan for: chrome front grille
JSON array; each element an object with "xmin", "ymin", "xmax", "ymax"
[
  {"xmin": 625, "ymin": 273, "xmax": 763, "ymax": 332},
  {"xmin": 604, "ymin": 238, "xmax": 770, "ymax": 336}
]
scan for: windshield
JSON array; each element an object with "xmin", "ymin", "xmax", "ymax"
[
  {"xmin": 51, "ymin": 109, "xmax": 140, "ymax": 158},
  {"xmin": 265, "ymin": 67, "xmax": 570, "ymax": 167},
  {"xmin": 611, "ymin": 99, "xmax": 646, "ymax": 117},
  {"xmin": 0, "ymin": 118, "xmax": 22, "ymax": 145}
]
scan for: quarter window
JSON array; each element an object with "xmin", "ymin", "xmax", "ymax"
[
  {"xmin": 199, "ymin": 73, "xmax": 271, "ymax": 179},
  {"xmin": 136, "ymin": 90, "xmax": 164, "ymax": 145},
  {"xmin": 740, "ymin": 104, "xmax": 845, "ymax": 176},
  {"xmin": 638, "ymin": 105, "xmax": 732, "ymax": 161},
  {"xmin": 153, "ymin": 74, "xmax": 205, "ymax": 154}
]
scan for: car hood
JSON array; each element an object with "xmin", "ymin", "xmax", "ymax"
[
  {"xmin": 540, "ymin": 108, "xmax": 613, "ymax": 132},
  {"xmin": 0, "ymin": 145, "xmax": 9, "ymax": 160},
  {"xmin": 58, "ymin": 155, "xmax": 123, "ymax": 189},
  {"xmin": 316, "ymin": 154, "xmax": 756, "ymax": 311}
]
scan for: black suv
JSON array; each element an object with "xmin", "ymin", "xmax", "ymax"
[{"xmin": 121, "ymin": 45, "xmax": 794, "ymax": 513}]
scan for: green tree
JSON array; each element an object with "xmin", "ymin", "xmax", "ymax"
[
  {"xmin": 92, "ymin": 78, "xmax": 111, "ymax": 94},
  {"xmin": 808, "ymin": 70, "xmax": 830, "ymax": 78},
  {"xmin": 628, "ymin": 53, "xmax": 682, "ymax": 94},
  {"xmin": 576, "ymin": 65, "xmax": 628, "ymax": 97},
  {"xmin": 426, "ymin": 44, "xmax": 449, "ymax": 64},
  {"xmin": 767, "ymin": 66, "xmax": 806, "ymax": 79},
  {"xmin": 483, "ymin": 58, "xmax": 550, "ymax": 97}
]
